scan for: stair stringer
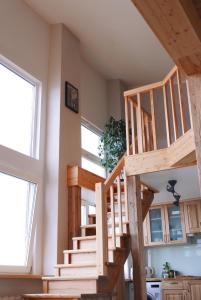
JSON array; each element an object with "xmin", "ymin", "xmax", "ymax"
[
  {"xmin": 96, "ymin": 235, "xmax": 130, "ymax": 294},
  {"xmin": 125, "ymin": 129, "xmax": 196, "ymax": 176}
]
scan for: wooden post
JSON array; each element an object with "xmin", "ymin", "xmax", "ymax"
[
  {"xmin": 68, "ymin": 186, "xmax": 81, "ymax": 249},
  {"xmin": 186, "ymin": 75, "xmax": 201, "ymax": 195},
  {"xmin": 127, "ymin": 175, "xmax": 146, "ymax": 300},
  {"xmin": 96, "ymin": 182, "xmax": 108, "ymax": 276}
]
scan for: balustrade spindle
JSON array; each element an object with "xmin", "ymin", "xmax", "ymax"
[
  {"xmin": 125, "ymin": 96, "xmax": 130, "ymax": 155},
  {"xmin": 163, "ymin": 84, "xmax": 171, "ymax": 147},
  {"xmin": 130, "ymin": 100, "xmax": 136, "ymax": 155},
  {"xmin": 137, "ymin": 93, "xmax": 143, "ymax": 153},
  {"xmin": 169, "ymin": 77, "xmax": 179, "ymax": 141},
  {"xmin": 117, "ymin": 176, "xmax": 123, "ymax": 235},
  {"xmin": 110, "ymin": 185, "xmax": 116, "ymax": 249},
  {"xmin": 150, "ymin": 89, "xmax": 157, "ymax": 150},
  {"xmin": 176, "ymin": 69, "xmax": 187, "ymax": 134},
  {"xmin": 123, "ymin": 167, "xmax": 129, "ymax": 224}
]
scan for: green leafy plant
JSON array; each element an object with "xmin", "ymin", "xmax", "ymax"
[
  {"xmin": 98, "ymin": 117, "xmax": 126, "ymax": 173},
  {"xmin": 163, "ymin": 262, "xmax": 171, "ymax": 273}
]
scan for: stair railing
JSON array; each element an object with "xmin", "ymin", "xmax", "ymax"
[
  {"xmin": 124, "ymin": 66, "xmax": 192, "ymax": 155},
  {"xmin": 96, "ymin": 155, "xmax": 154, "ymax": 276}
]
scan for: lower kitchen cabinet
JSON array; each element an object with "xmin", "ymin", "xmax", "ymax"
[
  {"xmin": 163, "ymin": 289, "xmax": 190, "ymax": 300},
  {"xmin": 189, "ymin": 280, "xmax": 201, "ymax": 300}
]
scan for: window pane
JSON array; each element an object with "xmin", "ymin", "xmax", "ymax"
[
  {"xmin": 0, "ymin": 64, "xmax": 37, "ymax": 156},
  {"xmin": 81, "ymin": 125, "xmax": 100, "ymax": 157},
  {"xmin": 82, "ymin": 157, "xmax": 105, "ymax": 178},
  {"xmin": 0, "ymin": 172, "xmax": 36, "ymax": 266}
]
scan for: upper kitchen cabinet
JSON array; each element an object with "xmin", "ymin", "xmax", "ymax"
[
  {"xmin": 144, "ymin": 203, "xmax": 186, "ymax": 247},
  {"xmin": 145, "ymin": 206, "xmax": 166, "ymax": 246},
  {"xmin": 183, "ymin": 200, "xmax": 201, "ymax": 234},
  {"xmin": 164, "ymin": 204, "xmax": 187, "ymax": 245}
]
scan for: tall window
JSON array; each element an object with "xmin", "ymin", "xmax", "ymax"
[
  {"xmin": 0, "ymin": 56, "xmax": 41, "ymax": 273},
  {"xmin": 81, "ymin": 122, "xmax": 105, "ymax": 178}
]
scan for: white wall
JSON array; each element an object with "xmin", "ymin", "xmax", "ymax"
[
  {"xmin": 0, "ymin": 0, "xmax": 49, "ymax": 295},
  {"xmin": 81, "ymin": 58, "xmax": 108, "ymax": 130},
  {"xmin": 145, "ymin": 236, "xmax": 201, "ymax": 277},
  {"xmin": 0, "ymin": 0, "xmax": 49, "ymax": 274}
]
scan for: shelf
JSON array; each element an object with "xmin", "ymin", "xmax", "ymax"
[{"xmin": 150, "ymin": 218, "xmax": 162, "ymax": 221}]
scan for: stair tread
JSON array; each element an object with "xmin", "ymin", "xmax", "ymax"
[
  {"xmin": 42, "ymin": 276, "xmax": 99, "ymax": 281},
  {"xmin": 72, "ymin": 233, "xmax": 129, "ymax": 241},
  {"xmin": 81, "ymin": 221, "xmax": 129, "ymax": 229},
  {"xmin": 24, "ymin": 295, "xmax": 80, "ymax": 299},
  {"xmin": 55, "ymin": 263, "xmax": 96, "ymax": 268},
  {"xmin": 63, "ymin": 249, "xmax": 96, "ymax": 254}
]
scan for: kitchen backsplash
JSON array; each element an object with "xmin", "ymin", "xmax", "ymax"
[{"xmin": 145, "ymin": 235, "xmax": 201, "ymax": 277}]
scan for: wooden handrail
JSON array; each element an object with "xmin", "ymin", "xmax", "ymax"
[
  {"xmin": 104, "ymin": 156, "xmax": 125, "ymax": 192},
  {"xmin": 124, "ymin": 65, "xmax": 177, "ymax": 98},
  {"xmin": 67, "ymin": 166, "xmax": 105, "ymax": 191}
]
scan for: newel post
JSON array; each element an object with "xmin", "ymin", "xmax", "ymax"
[
  {"xmin": 95, "ymin": 182, "xmax": 108, "ymax": 276},
  {"xmin": 127, "ymin": 175, "xmax": 147, "ymax": 300}
]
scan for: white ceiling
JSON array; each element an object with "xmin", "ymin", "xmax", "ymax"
[
  {"xmin": 24, "ymin": 0, "xmax": 174, "ymax": 87},
  {"xmin": 141, "ymin": 166, "xmax": 200, "ymax": 204}
]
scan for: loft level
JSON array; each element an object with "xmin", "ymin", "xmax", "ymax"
[{"xmin": 124, "ymin": 66, "xmax": 197, "ymax": 176}]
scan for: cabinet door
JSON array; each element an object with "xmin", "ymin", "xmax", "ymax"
[
  {"xmin": 163, "ymin": 290, "xmax": 189, "ymax": 300},
  {"xmin": 165, "ymin": 204, "xmax": 187, "ymax": 244},
  {"xmin": 184, "ymin": 200, "xmax": 201, "ymax": 234},
  {"xmin": 147, "ymin": 206, "xmax": 166, "ymax": 245},
  {"xmin": 190, "ymin": 282, "xmax": 201, "ymax": 300}
]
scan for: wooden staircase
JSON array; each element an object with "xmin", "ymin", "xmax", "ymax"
[
  {"xmin": 24, "ymin": 65, "xmax": 196, "ymax": 300},
  {"xmin": 24, "ymin": 165, "xmax": 156, "ymax": 300}
]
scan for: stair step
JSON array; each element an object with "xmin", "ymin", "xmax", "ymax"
[
  {"xmin": 55, "ymin": 263, "xmax": 97, "ymax": 278},
  {"xmin": 42, "ymin": 277, "xmax": 98, "ymax": 296},
  {"xmin": 72, "ymin": 235, "xmax": 124, "ymax": 250},
  {"xmin": 63, "ymin": 249, "xmax": 96, "ymax": 265},
  {"xmin": 81, "ymin": 223, "xmax": 129, "ymax": 237},
  {"xmin": 24, "ymin": 295, "xmax": 80, "ymax": 300}
]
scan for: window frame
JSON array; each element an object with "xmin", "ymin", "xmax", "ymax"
[{"xmin": 0, "ymin": 55, "xmax": 43, "ymax": 274}]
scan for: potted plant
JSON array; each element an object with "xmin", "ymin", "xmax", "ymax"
[{"xmin": 98, "ymin": 116, "xmax": 126, "ymax": 174}]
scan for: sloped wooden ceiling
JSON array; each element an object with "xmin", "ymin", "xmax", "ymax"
[{"xmin": 131, "ymin": 0, "xmax": 201, "ymax": 75}]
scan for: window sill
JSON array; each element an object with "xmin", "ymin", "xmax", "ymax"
[{"xmin": 0, "ymin": 274, "xmax": 42, "ymax": 279}]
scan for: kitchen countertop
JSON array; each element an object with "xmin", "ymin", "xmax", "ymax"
[{"xmin": 125, "ymin": 276, "xmax": 201, "ymax": 283}]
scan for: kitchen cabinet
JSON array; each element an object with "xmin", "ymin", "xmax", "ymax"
[
  {"xmin": 189, "ymin": 280, "xmax": 201, "ymax": 300},
  {"xmin": 164, "ymin": 204, "xmax": 187, "ymax": 245},
  {"xmin": 163, "ymin": 289, "xmax": 189, "ymax": 300},
  {"xmin": 183, "ymin": 200, "xmax": 201, "ymax": 234},
  {"xmin": 144, "ymin": 203, "xmax": 186, "ymax": 247},
  {"xmin": 162, "ymin": 279, "xmax": 201, "ymax": 300}
]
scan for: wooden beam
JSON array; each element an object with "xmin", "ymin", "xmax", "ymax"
[
  {"xmin": 142, "ymin": 190, "xmax": 154, "ymax": 221},
  {"xmin": 131, "ymin": 0, "xmax": 201, "ymax": 75},
  {"xmin": 125, "ymin": 129, "xmax": 196, "ymax": 176},
  {"xmin": 68, "ymin": 186, "xmax": 81, "ymax": 249},
  {"xmin": 67, "ymin": 166, "xmax": 104, "ymax": 191},
  {"xmin": 127, "ymin": 175, "xmax": 146, "ymax": 300}
]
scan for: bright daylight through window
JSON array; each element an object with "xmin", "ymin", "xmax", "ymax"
[
  {"xmin": 0, "ymin": 63, "xmax": 37, "ymax": 157},
  {"xmin": 81, "ymin": 124, "xmax": 105, "ymax": 178},
  {"xmin": 0, "ymin": 58, "xmax": 41, "ymax": 272}
]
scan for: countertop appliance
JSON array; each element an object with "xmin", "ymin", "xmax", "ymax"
[{"xmin": 146, "ymin": 281, "xmax": 162, "ymax": 300}]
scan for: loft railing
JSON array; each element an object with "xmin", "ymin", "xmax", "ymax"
[{"xmin": 124, "ymin": 66, "xmax": 192, "ymax": 155}]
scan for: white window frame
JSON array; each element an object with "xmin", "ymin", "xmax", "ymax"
[
  {"xmin": 0, "ymin": 55, "xmax": 43, "ymax": 273},
  {"xmin": 81, "ymin": 118, "xmax": 106, "ymax": 178}
]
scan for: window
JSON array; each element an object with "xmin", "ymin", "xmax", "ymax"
[
  {"xmin": 0, "ymin": 56, "xmax": 42, "ymax": 273},
  {"xmin": 81, "ymin": 123, "xmax": 105, "ymax": 178},
  {"xmin": 0, "ymin": 63, "xmax": 39, "ymax": 157},
  {"xmin": 0, "ymin": 173, "xmax": 36, "ymax": 267}
]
